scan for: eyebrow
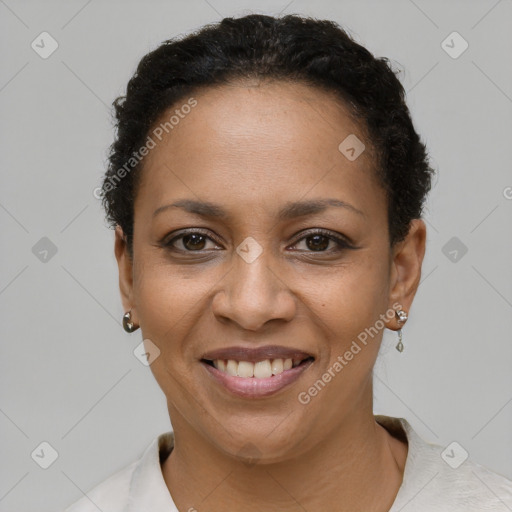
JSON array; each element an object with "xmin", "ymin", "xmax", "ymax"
[{"xmin": 153, "ymin": 198, "xmax": 365, "ymax": 220}]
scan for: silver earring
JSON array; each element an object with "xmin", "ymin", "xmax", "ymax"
[
  {"xmin": 395, "ymin": 310, "xmax": 408, "ymax": 353},
  {"xmin": 122, "ymin": 310, "xmax": 138, "ymax": 333}
]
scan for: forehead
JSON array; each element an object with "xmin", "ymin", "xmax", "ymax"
[{"xmin": 135, "ymin": 80, "xmax": 381, "ymax": 217}]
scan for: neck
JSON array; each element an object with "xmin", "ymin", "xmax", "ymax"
[{"xmin": 162, "ymin": 407, "xmax": 407, "ymax": 512}]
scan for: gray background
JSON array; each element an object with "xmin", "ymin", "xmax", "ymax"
[{"xmin": 1, "ymin": 0, "xmax": 511, "ymax": 510}]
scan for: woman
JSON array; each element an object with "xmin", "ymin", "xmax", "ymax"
[{"xmin": 65, "ymin": 13, "xmax": 512, "ymax": 512}]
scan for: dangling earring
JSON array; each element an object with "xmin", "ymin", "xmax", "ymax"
[
  {"xmin": 395, "ymin": 310, "xmax": 408, "ymax": 352},
  {"xmin": 122, "ymin": 310, "xmax": 138, "ymax": 333}
]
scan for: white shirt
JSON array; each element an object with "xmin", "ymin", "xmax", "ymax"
[{"xmin": 64, "ymin": 415, "xmax": 512, "ymax": 511}]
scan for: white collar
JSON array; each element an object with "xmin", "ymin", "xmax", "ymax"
[
  {"xmin": 375, "ymin": 415, "xmax": 436, "ymax": 510},
  {"xmin": 126, "ymin": 430, "xmax": 177, "ymax": 510},
  {"xmin": 126, "ymin": 415, "xmax": 421, "ymax": 510},
  {"xmin": 125, "ymin": 415, "xmax": 511, "ymax": 510}
]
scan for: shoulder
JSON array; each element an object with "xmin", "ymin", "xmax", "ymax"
[
  {"xmin": 63, "ymin": 431, "xmax": 175, "ymax": 512},
  {"xmin": 376, "ymin": 415, "xmax": 512, "ymax": 511},
  {"xmin": 63, "ymin": 460, "xmax": 137, "ymax": 512},
  {"xmin": 421, "ymin": 446, "xmax": 512, "ymax": 510}
]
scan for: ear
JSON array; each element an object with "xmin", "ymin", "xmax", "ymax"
[
  {"xmin": 385, "ymin": 219, "xmax": 427, "ymax": 330},
  {"xmin": 114, "ymin": 225, "xmax": 136, "ymax": 320}
]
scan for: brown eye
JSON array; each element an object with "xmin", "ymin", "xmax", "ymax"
[
  {"xmin": 305, "ymin": 234, "xmax": 330, "ymax": 251},
  {"xmin": 291, "ymin": 229, "xmax": 352, "ymax": 253},
  {"xmin": 164, "ymin": 229, "xmax": 222, "ymax": 252},
  {"xmin": 181, "ymin": 233, "xmax": 207, "ymax": 251}
]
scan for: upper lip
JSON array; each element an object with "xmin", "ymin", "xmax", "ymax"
[{"xmin": 201, "ymin": 345, "xmax": 314, "ymax": 363}]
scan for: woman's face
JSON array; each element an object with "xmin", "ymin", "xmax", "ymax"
[{"xmin": 116, "ymin": 80, "xmax": 425, "ymax": 462}]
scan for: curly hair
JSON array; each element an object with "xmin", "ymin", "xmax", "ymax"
[{"xmin": 101, "ymin": 13, "xmax": 435, "ymax": 258}]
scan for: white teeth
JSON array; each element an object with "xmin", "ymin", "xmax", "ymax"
[
  {"xmin": 211, "ymin": 357, "xmax": 304, "ymax": 378},
  {"xmin": 271, "ymin": 358, "xmax": 283, "ymax": 375},
  {"xmin": 226, "ymin": 359, "xmax": 238, "ymax": 376},
  {"xmin": 237, "ymin": 361, "xmax": 254, "ymax": 378},
  {"xmin": 254, "ymin": 360, "xmax": 272, "ymax": 379}
]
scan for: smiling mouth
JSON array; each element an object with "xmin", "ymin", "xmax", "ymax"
[{"xmin": 201, "ymin": 357, "xmax": 315, "ymax": 379}]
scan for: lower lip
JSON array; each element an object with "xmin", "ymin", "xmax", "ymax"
[{"xmin": 201, "ymin": 360, "xmax": 313, "ymax": 399}]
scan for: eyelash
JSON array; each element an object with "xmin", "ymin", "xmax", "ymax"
[{"xmin": 162, "ymin": 228, "xmax": 354, "ymax": 254}]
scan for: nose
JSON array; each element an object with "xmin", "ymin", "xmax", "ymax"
[{"xmin": 211, "ymin": 250, "xmax": 296, "ymax": 331}]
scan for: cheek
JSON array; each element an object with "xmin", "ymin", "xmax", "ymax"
[
  {"xmin": 134, "ymin": 242, "xmax": 205, "ymax": 313},
  {"xmin": 296, "ymin": 264, "xmax": 389, "ymax": 421},
  {"xmin": 133, "ymin": 259, "xmax": 183, "ymax": 343},
  {"xmin": 133, "ymin": 256, "xmax": 226, "ymax": 367},
  {"xmin": 310, "ymin": 252, "xmax": 390, "ymax": 360},
  {"xmin": 133, "ymin": 264, "xmax": 206, "ymax": 400}
]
